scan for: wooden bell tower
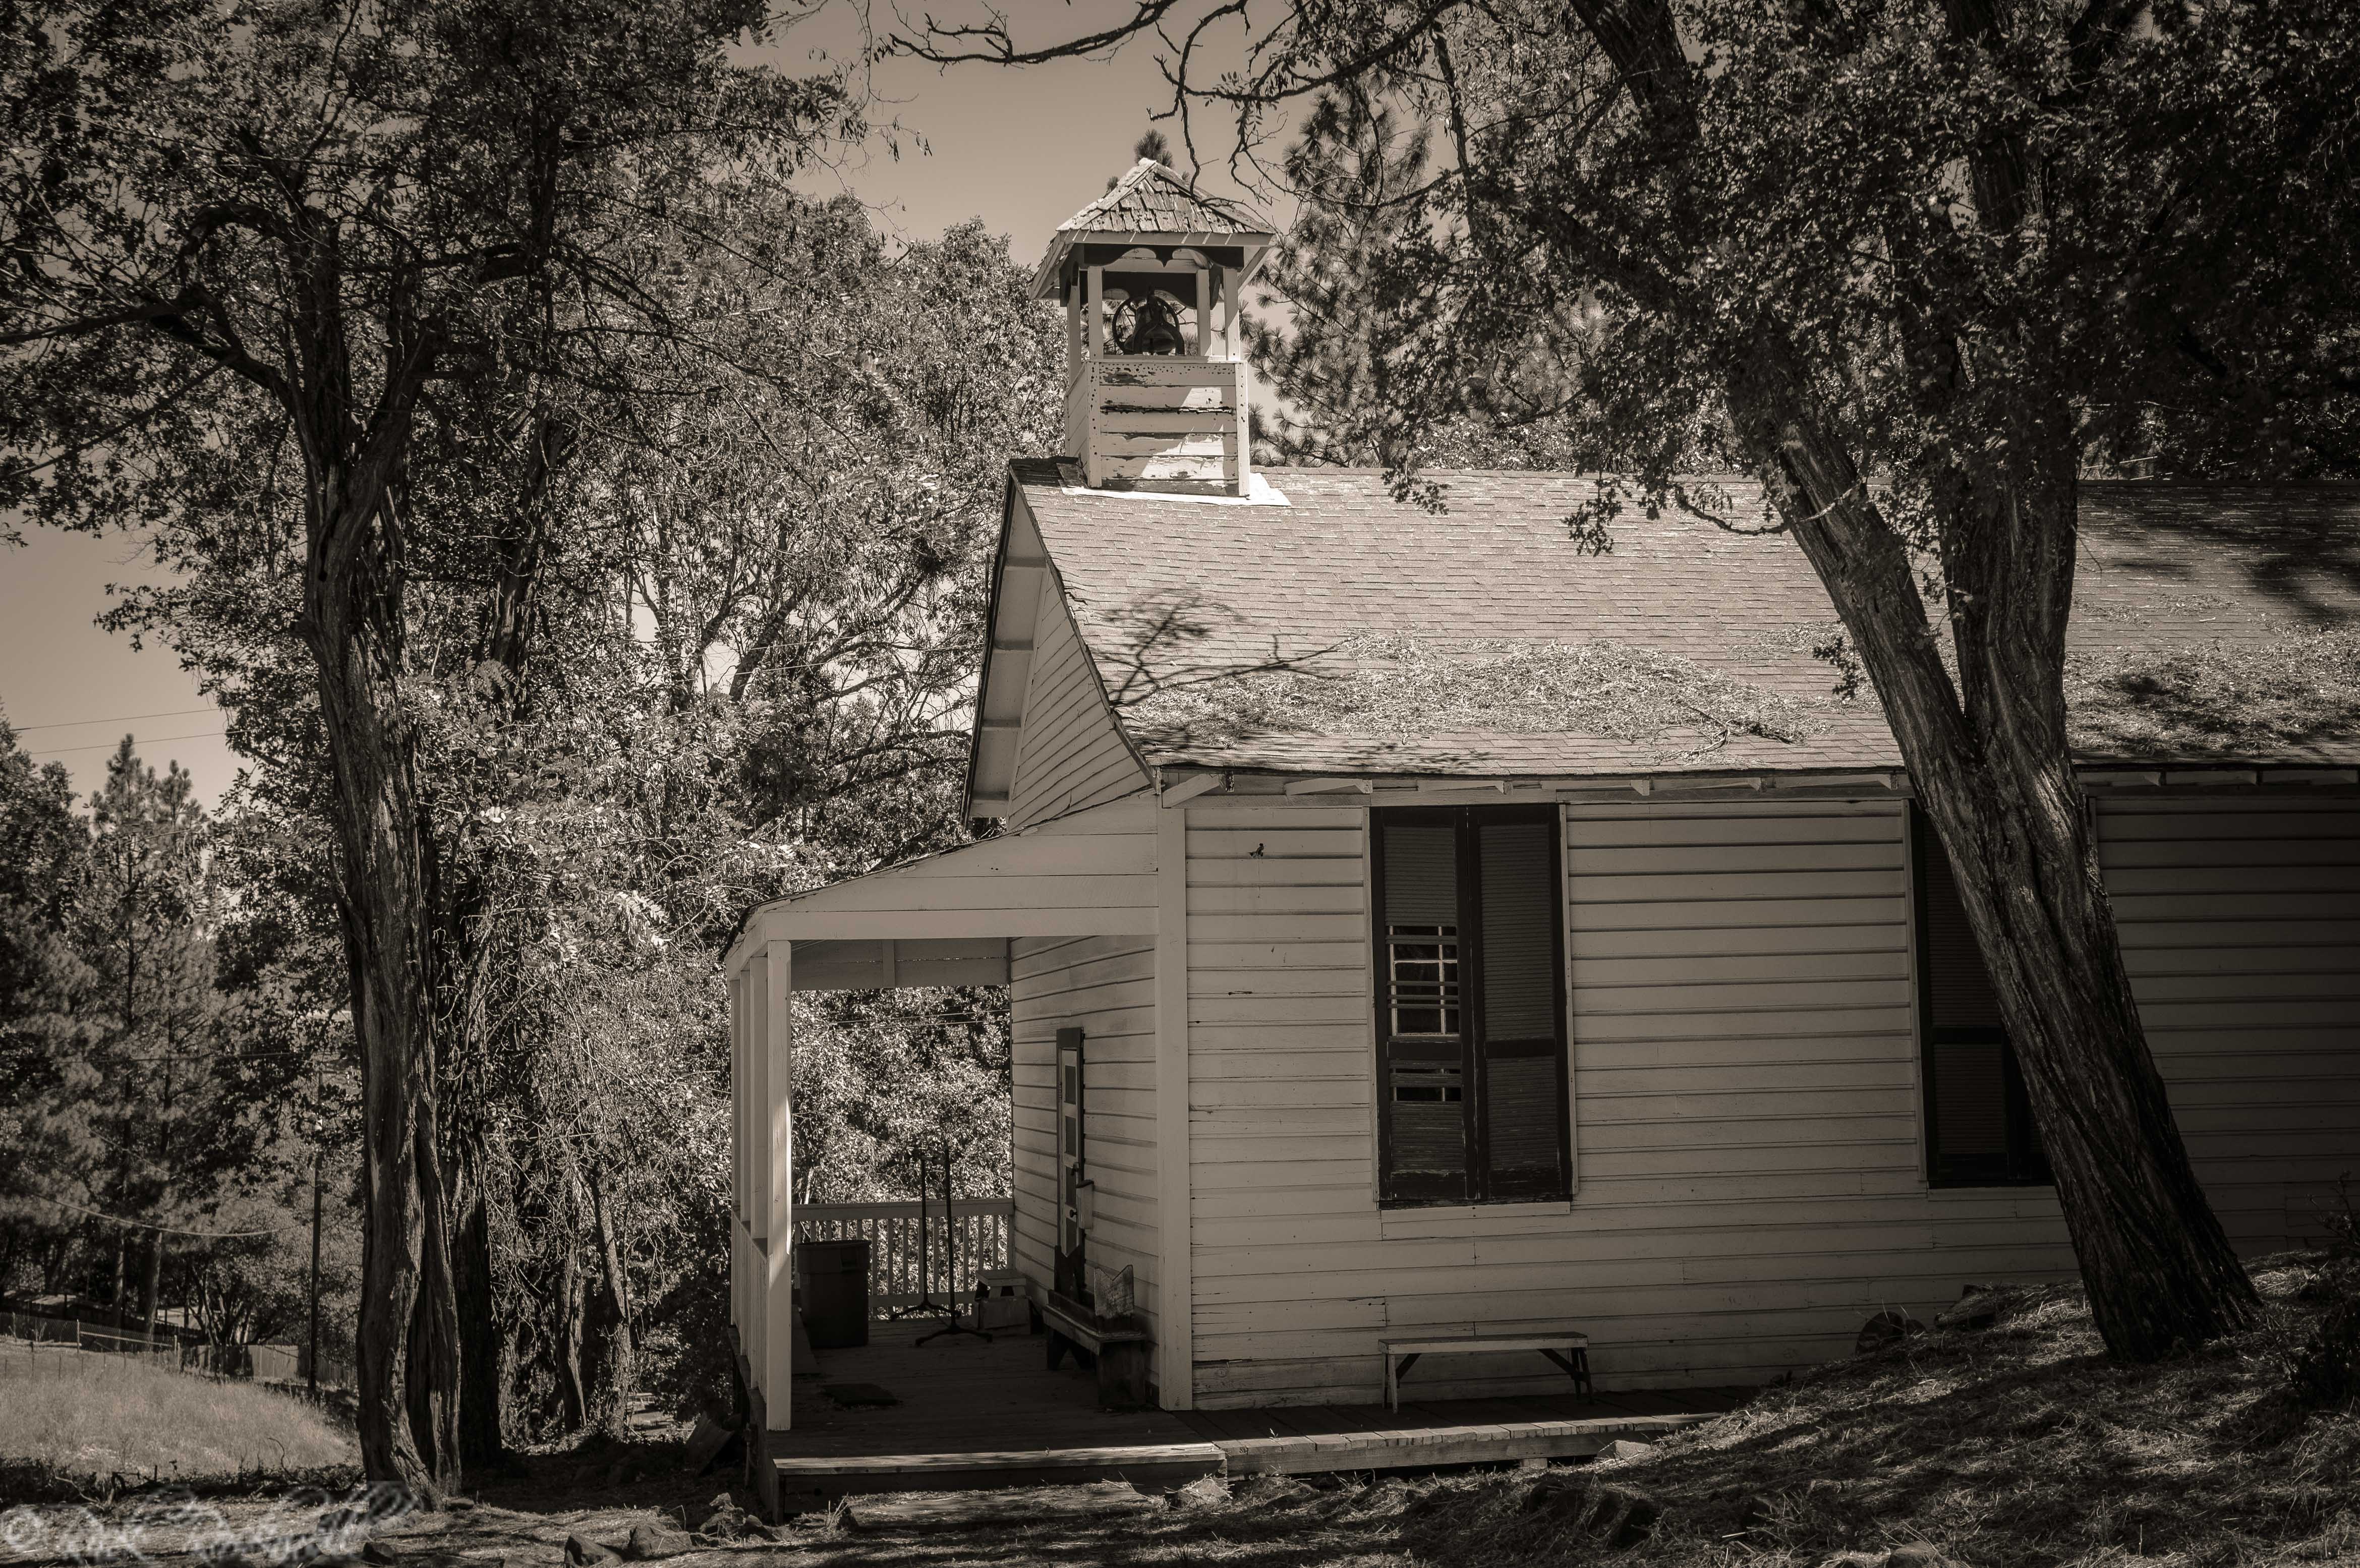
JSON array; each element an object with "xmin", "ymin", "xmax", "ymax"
[{"xmin": 1033, "ymin": 159, "xmax": 1276, "ymax": 495}]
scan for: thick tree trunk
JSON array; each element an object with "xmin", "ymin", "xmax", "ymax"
[
  {"xmin": 1539, "ymin": 0, "xmax": 2260, "ymax": 1365},
  {"xmin": 1725, "ymin": 355, "xmax": 2259, "ymax": 1358},
  {"xmin": 311, "ymin": 482, "xmax": 464, "ymax": 1498}
]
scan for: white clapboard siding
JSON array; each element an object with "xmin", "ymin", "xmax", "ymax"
[
  {"xmin": 1003, "ymin": 564, "xmax": 1147, "ymax": 831},
  {"xmin": 2097, "ymin": 797, "xmax": 2360, "ymax": 1249},
  {"xmin": 1181, "ymin": 798, "xmax": 2096, "ymax": 1409},
  {"xmin": 1008, "ymin": 933, "xmax": 1164, "ymax": 1384},
  {"xmin": 1182, "ymin": 802, "xmax": 1382, "ymax": 1407}
]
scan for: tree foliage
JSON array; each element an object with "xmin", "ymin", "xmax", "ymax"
[
  {"xmin": 5, "ymin": 159, "xmax": 1058, "ymax": 1459},
  {"xmin": 0, "ymin": 724, "xmax": 361, "ymax": 1366},
  {"xmin": 3, "ymin": 0, "xmax": 861, "ymax": 1491}
]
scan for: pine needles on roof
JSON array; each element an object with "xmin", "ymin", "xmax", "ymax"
[
  {"xmin": 2066, "ymin": 628, "xmax": 2360, "ymax": 759},
  {"xmin": 1117, "ymin": 633, "xmax": 1824, "ymax": 759}
]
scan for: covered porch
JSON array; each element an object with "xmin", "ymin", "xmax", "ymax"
[{"xmin": 720, "ymin": 799, "xmax": 1163, "ymax": 1434}]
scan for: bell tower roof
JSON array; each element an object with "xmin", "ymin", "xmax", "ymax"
[{"xmin": 1030, "ymin": 159, "xmax": 1276, "ymax": 301}]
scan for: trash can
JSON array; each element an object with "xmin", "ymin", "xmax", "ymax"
[{"xmin": 797, "ymin": 1238, "xmax": 871, "ymax": 1349}]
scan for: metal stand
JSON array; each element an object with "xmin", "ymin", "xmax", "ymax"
[
  {"xmin": 917, "ymin": 1134, "xmax": 991, "ymax": 1345},
  {"xmin": 887, "ymin": 1146, "xmax": 956, "ymax": 1321}
]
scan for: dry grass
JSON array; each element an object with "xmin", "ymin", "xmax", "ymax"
[
  {"xmin": 0, "ymin": 1343, "xmax": 356, "ymax": 1494},
  {"xmin": 1372, "ymin": 1256, "xmax": 2360, "ymax": 1567}
]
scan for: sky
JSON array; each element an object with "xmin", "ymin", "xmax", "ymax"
[{"xmin": 0, "ymin": 1, "xmax": 1275, "ymax": 809}]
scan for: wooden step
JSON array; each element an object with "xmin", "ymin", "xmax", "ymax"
[
  {"xmin": 772, "ymin": 1409, "xmax": 1718, "ymax": 1496},
  {"xmin": 1210, "ymin": 1409, "xmax": 1715, "ymax": 1476},
  {"xmin": 775, "ymin": 1440, "xmax": 1224, "ymax": 1497}
]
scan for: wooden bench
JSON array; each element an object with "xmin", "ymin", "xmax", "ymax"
[
  {"xmin": 1380, "ymin": 1331, "xmax": 1592, "ymax": 1411},
  {"xmin": 1041, "ymin": 1289, "xmax": 1153, "ymax": 1410}
]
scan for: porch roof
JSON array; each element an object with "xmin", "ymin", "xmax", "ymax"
[{"xmin": 725, "ymin": 799, "xmax": 1158, "ymax": 984}]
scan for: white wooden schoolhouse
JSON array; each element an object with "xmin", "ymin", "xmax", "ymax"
[{"xmin": 722, "ymin": 161, "xmax": 2360, "ymax": 1434}]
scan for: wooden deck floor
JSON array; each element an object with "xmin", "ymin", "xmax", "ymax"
[{"xmin": 770, "ymin": 1317, "xmax": 1747, "ymax": 1497}]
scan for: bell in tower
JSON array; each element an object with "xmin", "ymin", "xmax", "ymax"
[{"xmin": 1032, "ymin": 157, "xmax": 1276, "ymax": 495}]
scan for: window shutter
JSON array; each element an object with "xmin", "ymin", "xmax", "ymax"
[
  {"xmin": 1478, "ymin": 821, "xmax": 1557, "ymax": 1038},
  {"xmin": 1476, "ymin": 818, "xmax": 1567, "ymax": 1195},
  {"xmin": 1375, "ymin": 817, "xmax": 1469, "ymax": 1202}
]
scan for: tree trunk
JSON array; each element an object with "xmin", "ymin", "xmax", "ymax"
[
  {"xmin": 450, "ymin": 1150, "xmax": 504, "ymax": 1471},
  {"xmin": 586, "ymin": 1165, "xmax": 636, "ymax": 1414},
  {"xmin": 1723, "ymin": 350, "xmax": 2260, "ymax": 1358},
  {"xmin": 554, "ymin": 1226, "xmax": 587, "ymax": 1432},
  {"xmin": 1535, "ymin": 0, "xmax": 2262, "ymax": 1365},
  {"xmin": 139, "ymin": 1232, "xmax": 161, "ymax": 1344},
  {"xmin": 311, "ymin": 479, "xmax": 463, "ymax": 1498}
]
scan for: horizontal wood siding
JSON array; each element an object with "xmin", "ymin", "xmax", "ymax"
[
  {"xmin": 1010, "ymin": 933, "xmax": 1164, "ymax": 1384},
  {"xmin": 1180, "ymin": 791, "xmax": 2360, "ymax": 1411},
  {"xmin": 2097, "ymin": 797, "xmax": 2360, "ymax": 1249},
  {"xmin": 1005, "ymin": 576, "xmax": 1148, "ymax": 831},
  {"xmin": 1087, "ymin": 359, "xmax": 1248, "ymax": 495},
  {"xmin": 1184, "ymin": 803, "xmax": 1375, "ymax": 1407},
  {"xmin": 1185, "ymin": 798, "xmax": 2085, "ymax": 1409}
]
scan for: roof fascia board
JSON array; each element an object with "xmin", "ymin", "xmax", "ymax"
[
  {"xmin": 1033, "ymin": 231, "xmax": 1279, "ymax": 300},
  {"xmin": 1163, "ymin": 762, "xmax": 2358, "ymax": 801},
  {"xmin": 964, "ymin": 480, "xmax": 1056, "ymax": 822},
  {"xmin": 961, "ymin": 478, "xmax": 1020, "ymax": 822}
]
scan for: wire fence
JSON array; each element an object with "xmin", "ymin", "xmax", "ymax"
[{"xmin": 1, "ymin": 1310, "xmax": 352, "ymax": 1387}]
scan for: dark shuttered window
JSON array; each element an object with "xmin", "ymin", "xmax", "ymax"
[
  {"xmin": 1372, "ymin": 805, "xmax": 1571, "ymax": 1206},
  {"xmin": 1912, "ymin": 805, "xmax": 2050, "ymax": 1188}
]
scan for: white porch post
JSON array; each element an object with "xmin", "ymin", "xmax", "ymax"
[
  {"xmin": 729, "ymin": 970, "xmax": 746, "ymax": 1351},
  {"xmin": 762, "ymin": 938, "xmax": 795, "ymax": 1427},
  {"xmin": 727, "ymin": 968, "xmax": 745, "ymax": 1360}
]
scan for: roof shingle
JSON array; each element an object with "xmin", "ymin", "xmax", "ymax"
[
  {"xmin": 1009, "ymin": 462, "xmax": 2360, "ymax": 775},
  {"xmin": 1055, "ymin": 159, "xmax": 1274, "ymax": 238}
]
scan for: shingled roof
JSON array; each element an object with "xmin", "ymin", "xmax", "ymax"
[
  {"xmin": 1031, "ymin": 161, "xmax": 1277, "ymax": 301},
  {"xmin": 1007, "ymin": 462, "xmax": 2360, "ymax": 778},
  {"xmin": 1057, "ymin": 158, "xmax": 1273, "ymax": 238}
]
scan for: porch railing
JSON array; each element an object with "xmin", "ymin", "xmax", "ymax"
[{"xmin": 794, "ymin": 1197, "xmax": 1015, "ymax": 1314}]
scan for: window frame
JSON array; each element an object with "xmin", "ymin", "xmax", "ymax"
[
  {"xmin": 1369, "ymin": 803, "xmax": 1573, "ymax": 1208},
  {"xmin": 1909, "ymin": 804, "xmax": 2052, "ymax": 1189}
]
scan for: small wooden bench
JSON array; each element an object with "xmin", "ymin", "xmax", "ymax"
[
  {"xmin": 1041, "ymin": 1289, "xmax": 1153, "ymax": 1410},
  {"xmin": 1381, "ymin": 1331, "xmax": 1592, "ymax": 1411}
]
